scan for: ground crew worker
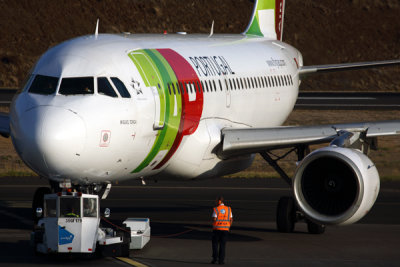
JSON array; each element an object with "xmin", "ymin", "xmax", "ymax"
[{"xmin": 211, "ymin": 196, "xmax": 233, "ymax": 265}]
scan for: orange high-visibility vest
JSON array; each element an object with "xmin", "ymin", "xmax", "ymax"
[{"xmin": 213, "ymin": 205, "xmax": 232, "ymax": 231}]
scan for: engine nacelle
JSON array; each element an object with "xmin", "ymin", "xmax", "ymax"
[{"xmin": 293, "ymin": 146, "xmax": 380, "ymax": 225}]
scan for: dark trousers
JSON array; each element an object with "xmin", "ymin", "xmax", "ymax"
[{"xmin": 212, "ymin": 230, "xmax": 228, "ymax": 263}]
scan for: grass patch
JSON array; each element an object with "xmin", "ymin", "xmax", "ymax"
[{"xmin": 0, "ymin": 170, "xmax": 37, "ymax": 177}]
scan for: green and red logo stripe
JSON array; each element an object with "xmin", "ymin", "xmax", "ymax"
[{"xmin": 128, "ymin": 49, "xmax": 203, "ymax": 173}]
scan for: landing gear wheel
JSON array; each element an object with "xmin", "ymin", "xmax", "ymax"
[
  {"xmin": 306, "ymin": 219, "xmax": 326, "ymax": 234},
  {"xmin": 276, "ymin": 196, "xmax": 296, "ymax": 233},
  {"xmin": 32, "ymin": 187, "xmax": 51, "ymax": 224}
]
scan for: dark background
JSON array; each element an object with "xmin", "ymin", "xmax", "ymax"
[{"xmin": 0, "ymin": 0, "xmax": 399, "ymax": 91}]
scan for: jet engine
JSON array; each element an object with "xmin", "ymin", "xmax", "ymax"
[{"xmin": 293, "ymin": 146, "xmax": 380, "ymax": 225}]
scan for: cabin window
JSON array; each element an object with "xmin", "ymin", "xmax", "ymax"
[
  {"xmin": 193, "ymin": 82, "xmax": 198, "ymax": 93},
  {"xmin": 60, "ymin": 198, "xmax": 81, "ymax": 218},
  {"xmin": 229, "ymin": 79, "xmax": 233, "ymax": 90},
  {"xmin": 205, "ymin": 80, "xmax": 209, "ymax": 92},
  {"xmin": 176, "ymin": 82, "xmax": 180, "ymax": 94},
  {"xmin": 209, "ymin": 80, "xmax": 214, "ymax": 92},
  {"xmin": 110, "ymin": 78, "xmax": 131, "ymax": 98},
  {"xmin": 83, "ymin": 198, "xmax": 97, "ymax": 217},
  {"xmin": 44, "ymin": 198, "xmax": 57, "ymax": 217},
  {"xmin": 179, "ymin": 82, "xmax": 185, "ymax": 94},
  {"xmin": 28, "ymin": 75, "xmax": 59, "ymax": 95},
  {"xmin": 232, "ymin": 79, "xmax": 236, "ymax": 90},
  {"xmin": 59, "ymin": 77, "xmax": 94, "ymax": 95},
  {"xmin": 212, "ymin": 80, "xmax": 217, "ymax": 92},
  {"xmin": 219, "ymin": 80, "xmax": 223, "ymax": 91},
  {"xmin": 98, "ymin": 77, "xmax": 118, "ymax": 97},
  {"xmin": 184, "ymin": 82, "xmax": 188, "ymax": 93}
]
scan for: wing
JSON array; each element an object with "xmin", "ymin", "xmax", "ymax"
[
  {"xmin": 299, "ymin": 59, "xmax": 400, "ymax": 78},
  {"xmin": 0, "ymin": 112, "xmax": 10, "ymax": 138},
  {"xmin": 220, "ymin": 120, "xmax": 400, "ymax": 158}
]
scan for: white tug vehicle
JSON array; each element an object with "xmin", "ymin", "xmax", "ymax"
[{"xmin": 31, "ymin": 186, "xmax": 150, "ymax": 256}]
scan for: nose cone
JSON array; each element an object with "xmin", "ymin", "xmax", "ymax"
[{"xmin": 13, "ymin": 106, "xmax": 86, "ymax": 178}]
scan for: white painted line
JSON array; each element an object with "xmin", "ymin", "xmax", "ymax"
[
  {"xmin": 298, "ymin": 97, "xmax": 376, "ymax": 100},
  {"xmin": 112, "ymin": 186, "xmax": 290, "ymax": 191}
]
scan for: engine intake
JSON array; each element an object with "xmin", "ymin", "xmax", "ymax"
[{"xmin": 293, "ymin": 146, "xmax": 380, "ymax": 225}]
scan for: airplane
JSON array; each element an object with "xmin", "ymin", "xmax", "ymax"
[{"xmin": 0, "ymin": 0, "xmax": 399, "ymax": 235}]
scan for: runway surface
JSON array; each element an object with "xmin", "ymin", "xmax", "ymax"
[
  {"xmin": 1, "ymin": 89, "xmax": 400, "ymax": 109},
  {"xmin": 0, "ymin": 176, "xmax": 399, "ymax": 266}
]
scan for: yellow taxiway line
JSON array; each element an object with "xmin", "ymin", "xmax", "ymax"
[{"xmin": 115, "ymin": 257, "xmax": 149, "ymax": 267}]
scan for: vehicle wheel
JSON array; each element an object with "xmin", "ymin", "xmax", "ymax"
[
  {"xmin": 32, "ymin": 227, "xmax": 45, "ymax": 256},
  {"xmin": 276, "ymin": 196, "xmax": 296, "ymax": 233},
  {"xmin": 32, "ymin": 187, "xmax": 51, "ymax": 224},
  {"xmin": 307, "ymin": 219, "xmax": 326, "ymax": 234}
]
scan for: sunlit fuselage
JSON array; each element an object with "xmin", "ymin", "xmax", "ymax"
[{"xmin": 10, "ymin": 34, "xmax": 300, "ymax": 184}]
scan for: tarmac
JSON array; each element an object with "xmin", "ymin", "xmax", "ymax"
[{"xmin": 0, "ymin": 176, "xmax": 399, "ymax": 266}]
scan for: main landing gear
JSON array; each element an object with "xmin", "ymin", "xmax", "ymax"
[
  {"xmin": 276, "ymin": 196, "xmax": 325, "ymax": 234},
  {"xmin": 260, "ymin": 147, "xmax": 326, "ymax": 235}
]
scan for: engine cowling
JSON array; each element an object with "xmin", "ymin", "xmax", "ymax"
[{"xmin": 293, "ymin": 146, "xmax": 380, "ymax": 225}]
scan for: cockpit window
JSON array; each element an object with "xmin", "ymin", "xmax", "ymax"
[
  {"xmin": 111, "ymin": 77, "xmax": 131, "ymax": 98},
  {"xmin": 59, "ymin": 77, "xmax": 94, "ymax": 95},
  {"xmin": 98, "ymin": 77, "xmax": 118, "ymax": 98},
  {"xmin": 28, "ymin": 75, "xmax": 59, "ymax": 95}
]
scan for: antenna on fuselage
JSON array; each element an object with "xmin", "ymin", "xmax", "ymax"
[
  {"xmin": 95, "ymin": 18, "xmax": 99, "ymax": 39},
  {"xmin": 208, "ymin": 20, "xmax": 214, "ymax": 38}
]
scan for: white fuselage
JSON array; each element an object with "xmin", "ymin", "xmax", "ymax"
[{"xmin": 10, "ymin": 34, "xmax": 301, "ymax": 184}]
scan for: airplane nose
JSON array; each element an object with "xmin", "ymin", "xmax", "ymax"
[{"xmin": 14, "ymin": 106, "xmax": 86, "ymax": 177}]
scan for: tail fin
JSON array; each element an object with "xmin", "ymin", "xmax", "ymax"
[{"xmin": 244, "ymin": 0, "xmax": 285, "ymax": 40}]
